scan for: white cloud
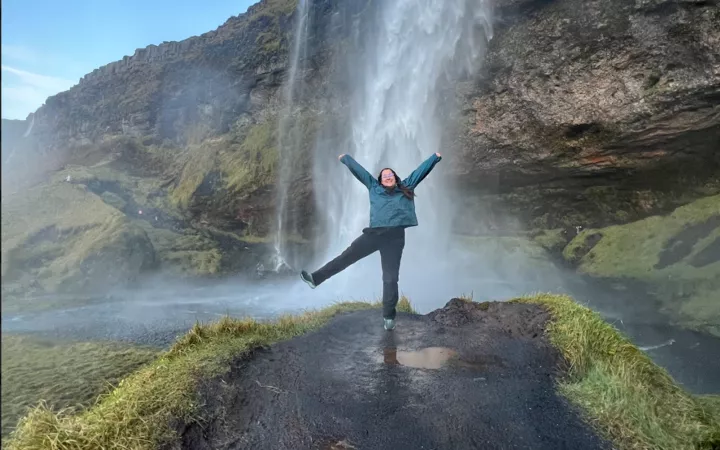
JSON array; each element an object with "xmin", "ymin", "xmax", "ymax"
[
  {"xmin": 1, "ymin": 44, "xmax": 40, "ymax": 64},
  {"xmin": 1, "ymin": 65, "xmax": 76, "ymax": 120}
]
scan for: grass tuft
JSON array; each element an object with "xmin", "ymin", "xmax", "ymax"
[{"xmin": 514, "ymin": 293, "xmax": 720, "ymax": 450}]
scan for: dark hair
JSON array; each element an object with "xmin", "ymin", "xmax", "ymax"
[{"xmin": 378, "ymin": 168, "xmax": 415, "ymax": 199}]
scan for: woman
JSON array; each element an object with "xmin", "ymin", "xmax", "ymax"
[{"xmin": 301, "ymin": 152, "xmax": 442, "ymax": 331}]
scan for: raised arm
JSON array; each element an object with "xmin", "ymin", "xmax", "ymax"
[
  {"xmin": 340, "ymin": 154, "xmax": 376, "ymax": 189},
  {"xmin": 402, "ymin": 153, "xmax": 442, "ymax": 189}
]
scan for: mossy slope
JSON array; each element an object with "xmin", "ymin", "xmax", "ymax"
[
  {"xmin": 1, "ymin": 182, "xmax": 155, "ymax": 305},
  {"xmin": 0, "ymin": 114, "xmax": 316, "ymax": 296},
  {"xmin": 563, "ymin": 194, "xmax": 720, "ymax": 336}
]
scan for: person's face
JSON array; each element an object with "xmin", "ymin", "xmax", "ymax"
[{"xmin": 381, "ymin": 169, "xmax": 396, "ymax": 188}]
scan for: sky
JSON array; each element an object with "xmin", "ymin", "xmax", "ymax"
[{"xmin": 1, "ymin": 0, "xmax": 257, "ymax": 120}]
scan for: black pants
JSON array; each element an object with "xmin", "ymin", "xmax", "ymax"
[{"xmin": 312, "ymin": 227, "xmax": 405, "ymax": 320}]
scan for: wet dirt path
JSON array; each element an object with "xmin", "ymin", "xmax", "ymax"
[{"xmin": 181, "ymin": 300, "xmax": 609, "ymax": 450}]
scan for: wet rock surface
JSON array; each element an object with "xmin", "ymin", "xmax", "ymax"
[{"xmin": 177, "ymin": 301, "xmax": 609, "ymax": 450}]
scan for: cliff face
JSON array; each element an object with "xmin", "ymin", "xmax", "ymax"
[
  {"xmin": 1, "ymin": 0, "xmax": 719, "ymax": 298},
  {"xmin": 31, "ymin": 1, "xmax": 292, "ymax": 148},
  {"xmin": 452, "ymin": 0, "xmax": 720, "ymax": 233}
]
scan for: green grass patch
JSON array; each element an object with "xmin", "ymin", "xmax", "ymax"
[
  {"xmin": 1, "ymin": 335, "xmax": 158, "ymax": 440},
  {"xmin": 169, "ymin": 143, "xmax": 218, "ymax": 209},
  {"xmin": 4, "ymin": 298, "xmax": 413, "ymax": 450},
  {"xmin": 515, "ymin": 293, "xmax": 720, "ymax": 450}
]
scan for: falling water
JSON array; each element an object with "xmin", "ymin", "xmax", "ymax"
[
  {"xmin": 311, "ymin": 0, "xmax": 494, "ymax": 300},
  {"xmin": 273, "ymin": 0, "xmax": 313, "ymax": 271}
]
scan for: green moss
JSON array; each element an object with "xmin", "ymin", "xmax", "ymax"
[
  {"xmin": 562, "ymin": 229, "xmax": 602, "ymax": 264},
  {"xmin": 168, "ymin": 118, "xmax": 284, "ymax": 211},
  {"xmin": 1, "ymin": 335, "xmax": 158, "ymax": 439},
  {"xmin": 573, "ymin": 195, "xmax": 719, "ymax": 277},
  {"xmin": 221, "ymin": 120, "xmax": 278, "ymax": 194},
  {"xmin": 54, "ymin": 163, "xmax": 180, "ymax": 221},
  {"xmin": 256, "ymin": 31, "xmax": 281, "ymax": 53},
  {"xmin": 99, "ymin": 192, "xmax": 127, "ymax": 211},
  {"xmin": 169, "ymin": 143, "xmax": 218, "ymax": 209},
  {"xmin": 167, "ymin": 110, "xmax": 318, "ymax": 224},
  {"xmin": 163, "ymin": 249, "xmax": 222, "ymax": 275},
  {"xmin": 257, "ymin": 0, "xmax": 297, "ymax": 17},
  {"xmin": 643, "ymin": 71, "xmax": 661, "ymax": 90},
  {"xmin": 456, "ymin": 235, "xmax": 554, "ymax": 264},
  {"xmin": 563, "ymin": 195, "xmax": 720, "ymax": 335}
]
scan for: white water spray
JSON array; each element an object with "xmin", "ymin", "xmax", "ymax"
[{"xmin": 311, "ymin": 0, "xmax": 494, "ymax": 305}]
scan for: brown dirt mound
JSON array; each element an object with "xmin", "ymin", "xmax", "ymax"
[{"xmin": 427, "ymin": 298, "xmax": 551, "ymax": 338}]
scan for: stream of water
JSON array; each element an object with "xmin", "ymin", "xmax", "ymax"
[{"xmin": 273, "ymin": 0, "xmax": 313, "ymax": 271}]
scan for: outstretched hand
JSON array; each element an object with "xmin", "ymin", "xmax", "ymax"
[
  {"xmin": 338, "ymin": 154, "xmax": 346, "ymax": 160},
  {"xmin": 435, "ymin": 152, "xmax": 442, "ymax": 157}
]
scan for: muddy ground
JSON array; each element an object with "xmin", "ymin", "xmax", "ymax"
[{"xmin": 176, "ymin": 299, "xmax": 609, "ymax": 449}]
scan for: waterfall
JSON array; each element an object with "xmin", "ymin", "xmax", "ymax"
[
  {"xmin": 273, "ymin": 0, "xmax": 313, "ymax": 272},
  {"xmin": 311, "ymin": 0, "xmax": 494, "ymax": 303}
]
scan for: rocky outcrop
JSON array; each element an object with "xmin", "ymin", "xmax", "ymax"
[
  {"xmin": 29, "ymin": 1, "xmax": 295, "ymax": 149},
  {"xmin": 452, "ymin": 0, "xmax": 720, "ymax": 231}
]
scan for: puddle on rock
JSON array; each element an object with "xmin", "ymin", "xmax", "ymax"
[{"xmin": 383, "ymin": 347, "xmax": 457, "ymax": 369}]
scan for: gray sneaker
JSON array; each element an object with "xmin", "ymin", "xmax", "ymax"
[
  {"xmin": 384, "ymin": 318, "xmax": 396, "ymax": 331},
  {"xmin": 300, "ymin": 270, "xmax": 316, "ymax": 289}
]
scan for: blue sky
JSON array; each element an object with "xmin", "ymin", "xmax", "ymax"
[{"xmin": 1, "ymin": 0, "xmax": 258, "ymax": 120}]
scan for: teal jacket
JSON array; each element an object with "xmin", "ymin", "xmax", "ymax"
[{"xmin": 340, "ymin": 153, "xmax": 442, "ymax": 228}]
